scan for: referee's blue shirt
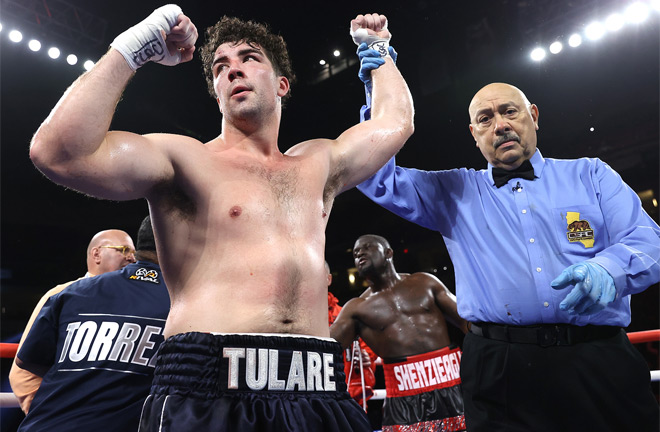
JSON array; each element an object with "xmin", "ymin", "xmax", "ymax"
[{"xmin": 357, "ymin": 149, "xmax": 660, "ymax": 326}]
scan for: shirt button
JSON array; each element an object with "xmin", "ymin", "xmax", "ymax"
[
  {"xmin": 536, "ymin": 267, "xmax": 542, "ymax": 272},
  {"xmin": 543, "ymin": 302, "xmax": 549, "ymax": 307},
  {"xmin": 522, "ymin": 209, "xmax": 527, "ymax": 214},
  {"xmin": 529, "ymin": 238, "xmax": 535, "ymax": 243}
]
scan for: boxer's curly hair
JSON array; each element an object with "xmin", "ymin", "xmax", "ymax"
[{"xmin": 200, "ymin": 16, "xmax": 296, "ymax": 103}]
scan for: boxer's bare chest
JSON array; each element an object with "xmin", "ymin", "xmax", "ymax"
[
  {"xmin": 242, "ymin": 160, "xmax": 302, "ymax": 209},
  {"xmin": 361, "ymin": 282, "xmax": 435, "ymax": 329},
  {"xmin": 163, "ymin": 151, "xmax": 326, "ymax": 221}
]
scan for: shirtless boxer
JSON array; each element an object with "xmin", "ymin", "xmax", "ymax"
[
  {"xmin": 331, "ymin": 235, "xmax": 468, "ymax": 431},
  {"xmin": 28, "ymin": 5, "xmax": 413, "ymax": 431}
]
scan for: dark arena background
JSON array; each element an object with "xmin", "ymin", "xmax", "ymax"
[{"xmin": 1, "ymin": 0, "xmax": 658, "ymax": 430}]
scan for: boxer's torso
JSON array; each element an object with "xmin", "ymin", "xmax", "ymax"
[
  {"xmin": 355, "ymin": 273, "xmax": 452, "ymax": 360},
  {"xmin": 147, "ymin": 137, "xmax": 337, "ymax": 339}
]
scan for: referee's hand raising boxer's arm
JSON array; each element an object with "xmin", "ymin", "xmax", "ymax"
[{"xmin": 29, "ymin": 5, "xmax": 198, "ymax": 201}]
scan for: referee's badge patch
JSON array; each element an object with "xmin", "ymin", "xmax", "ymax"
[{"xmin": 565, "ymin": 211, "xmax": 594, "ymax": 248}]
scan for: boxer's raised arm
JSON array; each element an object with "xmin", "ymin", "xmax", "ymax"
[
  {"xmin": 330, "ymin": 13, "xmax": 414, "ymax": 193},
  {"xmin": 29, "ymin": 5, "xmax": 198, "ymax": 200}
]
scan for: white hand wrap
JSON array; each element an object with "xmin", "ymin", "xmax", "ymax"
[
  {"xmin": 110, "ymin": 4, "xmax": 183, "ymax": 70},
  {"xmin": 350, "ymin": 20, "xmax": 391, "ymax": 57}
]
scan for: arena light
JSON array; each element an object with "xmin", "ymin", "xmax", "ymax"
[
  {"xmin": 526, "ymin": 0, "xmax": 660, "ymax": 63},
  {"xmin": 530, "ymin": 47, "xmax": 546, "ymax": 61},
  {"xmin": 568, "ymin": 33, "xmax": 582, "ymax": 47},
  {"xmin": 5, "ymin": 22, "xmax": 98, "ymax": 71},
  {"xmin": 333, "ymin": 50, "xmax": 340, "ymax": 57},
  {"xmin": 605, "ymin": 13, "xmax": 625, "ymax": 31},
  {"xmin": 8, "ymin": 29, "xmax": 23, "ymax": 43},
  {"xmin": 625, "ymin": 2, "xmax": 650, "ymax": 23},
  {"xmin": 585, "ymin": 21, "xmax": 606, "ymax": 40},
  {"xmin": 549, "ymin": 41, "xmax": 563, "ymax": 54},
  {"xmin": 319, "ymin": 59, "xmax": 326, "ymax": 65},
  {"xmin": 48, "ymin": 47, "xmax": 61, "ymax": 59},
  {"xmin": 651, "ymin": 0, "xmax": 660, "ymax": 12},
  {"xmin": 28, "ymin": 39, "xmax": 42, "ymax": 52}
]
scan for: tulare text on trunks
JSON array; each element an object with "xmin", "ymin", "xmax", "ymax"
[{"xmin": 223, "ymin": 347, "xmax": 337, "ymax": 392}]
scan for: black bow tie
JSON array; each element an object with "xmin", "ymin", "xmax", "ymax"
[{"xmin": 492, "ymin": 159, "xmax": 536, "ymax": 188}]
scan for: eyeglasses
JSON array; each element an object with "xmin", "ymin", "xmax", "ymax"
[{"xmin": 99, "ymin": 245, "xmax": 136, "ymax": 257}]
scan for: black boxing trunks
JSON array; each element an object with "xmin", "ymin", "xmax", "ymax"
[
  {"xmin": 381, "ymin": 346, "xmax": 466, "ymax": 432},
  {"xmin": 137, "ymin": 332, "xmax": 371, "ymax": 432}
]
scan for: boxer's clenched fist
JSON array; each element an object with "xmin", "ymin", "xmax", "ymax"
[
  {"xmin": 111, "ymin": 4, "xmax": 198, "ymax": 70},
  {"xmin": 350, "ymin": 13, "xmax": 390, "ymax": 57}
]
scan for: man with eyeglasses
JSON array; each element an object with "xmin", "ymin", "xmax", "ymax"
[
  {"xmin": 13, "ymin": 216, "xmax": 169, "ymax": 432},
  {"xmin": 9, "ymin": 228, "xmax": 136, "ymax": 413}
]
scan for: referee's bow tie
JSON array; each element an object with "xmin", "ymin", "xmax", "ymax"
[{"xmin": 492, "ymin": 159, "xmax": 536, "ymax": 188}]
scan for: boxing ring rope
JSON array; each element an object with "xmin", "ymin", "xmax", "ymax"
[
  {"xmin": 0, "ymin": 392, "xmax": 19, "ymax": 408},
  {"xmin": 627, "ymin": 330, "xmax": 660, "ymax": 344},
  {"xmin": 0, "ymin": 330, "xmax": 658, "ymax": 408},
  {"xmin": 0, "ymin": 343, "xmax": 18, "ymax": 359}
]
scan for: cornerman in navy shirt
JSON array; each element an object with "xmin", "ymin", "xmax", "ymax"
[
  {"xmin": 15, "ymin": 216, "xmax": 170, "ymax": 432},
  {"xmin": 10, "ymin": 227, "xmax": 136, "ymax": 413}
]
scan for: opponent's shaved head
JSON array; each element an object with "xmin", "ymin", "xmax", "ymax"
[{"xmin": 355, "ymin": 234, "xmax": 391, "ymax": 250}]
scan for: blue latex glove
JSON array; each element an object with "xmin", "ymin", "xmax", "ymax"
[
  {"xmin": 550, "ymin": 262, "xmax": 616, "ymax": 315},
  {"xmin": 357, "ymin": 43, "xmax": 398, "ymax": 92}
]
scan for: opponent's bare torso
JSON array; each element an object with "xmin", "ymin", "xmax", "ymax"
[{"xmin": 356, "ymin": 274, "xmax": 452, "ymax": 359}]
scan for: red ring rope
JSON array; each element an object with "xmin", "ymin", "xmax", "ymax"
[
  {"xmin": 0, "ymin": 343, "xmax": 18, "ymax": 359},
  {"xmin": 0, "ymin": 330, "xmax": 658, "ymax": 359},
  {"xmin": 626, "ymin": 329, "xmax": 660, "ymax": 344}
]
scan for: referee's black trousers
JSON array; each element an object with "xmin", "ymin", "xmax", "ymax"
[{"xmin": 461, "ymin": 327, "xmax": 659, "ymax": 432}]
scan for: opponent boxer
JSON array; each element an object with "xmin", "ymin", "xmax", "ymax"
[
  {"xmin": 9, "ymin": 228, "xmax": 135, "ymax": 413},
  {"xmin": 331, "ymin": 234, "xmax": 468, "ymax": 431},
  {"xmin": 28, "ymin": 5, "xmax": 413, "ymax": 431}
]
